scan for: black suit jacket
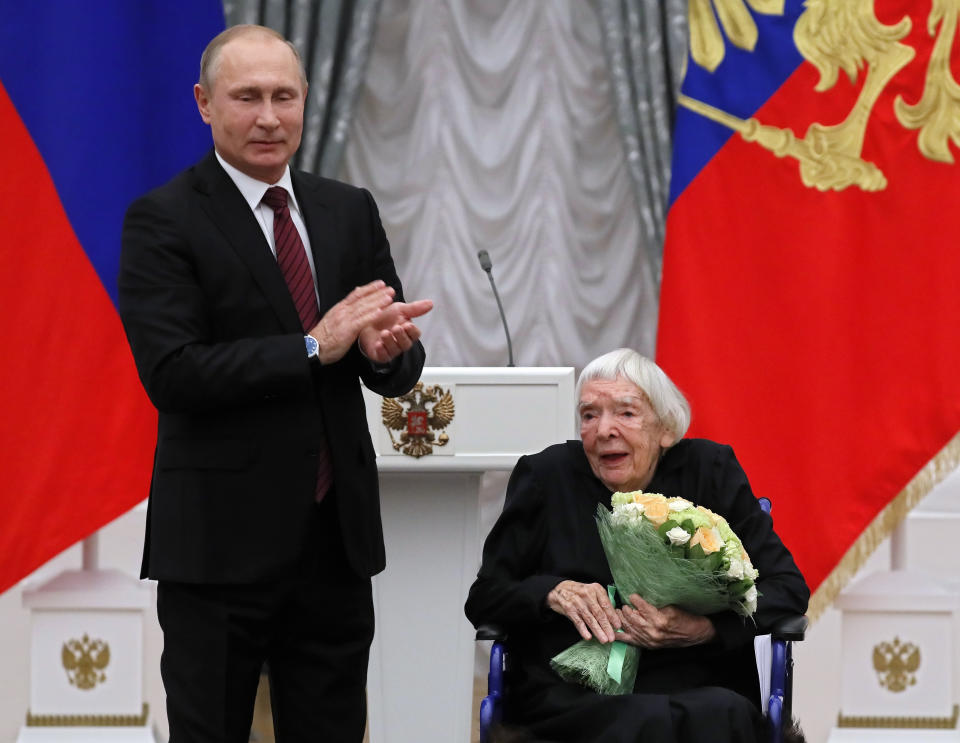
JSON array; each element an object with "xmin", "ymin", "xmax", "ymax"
[{"xmin": 118, "ymin": 151, "xmax": 424, "ymax": 584}]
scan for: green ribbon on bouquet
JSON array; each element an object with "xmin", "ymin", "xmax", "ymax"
[{"xmin": 605, "ymin": 584, "xmax": 628, "ymax": 684}]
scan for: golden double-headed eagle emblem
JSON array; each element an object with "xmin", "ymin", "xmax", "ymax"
[
  {"xmin": 682, "ymin": 0, "xmax": 960, "ymax": 191},
  {"xmin": 62, "ymin": 633, "xmax": 110, "ymax": 690},
  {"xmin": 381, "ymin": 382, "xmax": 455, "ymax": 458},
  {"xmin": 873, "ymin": 636, "xmax": 921, "ymax": 692}
]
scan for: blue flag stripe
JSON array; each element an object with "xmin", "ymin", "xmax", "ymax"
[
  {"xmin": 0, "ymin": 1, "xmax": 224, "ymax": 307},
  {"xmin": 668, "ymin": 0, "xmax": 806, "ymax": 207}
]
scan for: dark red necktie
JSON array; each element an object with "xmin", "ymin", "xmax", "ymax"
[{"xmin": 262, "ymin": 186, "xmax": 332, "ymax": 501}]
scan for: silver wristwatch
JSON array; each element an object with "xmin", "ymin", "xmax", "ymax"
[{"xmin": 304, "ymin": 335, "xmax": 320, "ymax": 363}]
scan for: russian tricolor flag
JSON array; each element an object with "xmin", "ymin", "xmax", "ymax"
[
  {"xmin": 657, "ymin": 0, "xmax": 960, "ymax": 616},
  {"xmin": 0, "ymin": 2, "xmax": 224, "ymax": 594}
]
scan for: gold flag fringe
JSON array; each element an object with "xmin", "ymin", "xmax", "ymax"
[{"xmin": 808, "ymin": 431, "xmax": 960, "ymax": 623}]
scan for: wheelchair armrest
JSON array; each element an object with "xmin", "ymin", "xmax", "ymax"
[
  {"xmin": 475, "ymin": 623, "xmax": 508, "ymax": 642},
  {"xmin": 769, "ymin": 614, "xmax": 807, "ymax": 642}
]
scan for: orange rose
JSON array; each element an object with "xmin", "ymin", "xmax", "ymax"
[
  {"xmin": 631, "ymin": 492, "xmax": 667, "ymax": 507},
  {"xmin": 642, "ymin": 500, "xmax": 671, "ymax": 527},
  {"xmin": 690, "ymin": 526, "xmax": 724, "ymax": 554}
]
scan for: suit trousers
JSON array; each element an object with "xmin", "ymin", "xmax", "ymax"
[{"xmin": 157, "ymin": 492, "xmax": 374, "ymax": 743}]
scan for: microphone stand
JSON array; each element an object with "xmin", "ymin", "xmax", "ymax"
[{"xmin": 477, "ymin": 250, "xmax": 515, "ymax": 367}]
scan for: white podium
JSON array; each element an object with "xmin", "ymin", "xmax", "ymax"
[
  {"xmin": 362, "ymin": 367, "xmax": 576, "ymax": 743},
  {"xmin": 827, "ymin": 570, "xmax": 960, "ymax": 742},
  {"xmin": 17, "ymin": 569, "xmax": 154, "ymax": 742}
]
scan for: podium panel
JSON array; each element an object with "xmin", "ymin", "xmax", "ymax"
[
  {"xmin": 17, "ymin": 570, "xmax": 153, "ymax": 742},
  {"xmin": 363, "ymin": 368, "xmax": 575, "ymax": 743}
]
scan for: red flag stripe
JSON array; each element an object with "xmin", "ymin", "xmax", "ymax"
[{"xmin": 0, "ymin": 85, "xmax": 156, "ymax": 593}]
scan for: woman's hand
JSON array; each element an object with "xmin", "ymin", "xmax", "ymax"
[
  {"xmin": 546, "ymin": 580, "xmax": 621, "ymax": 643},
  {"xmin": 617, "ymin": 594, "xmax": 716, "ymax": 648}
]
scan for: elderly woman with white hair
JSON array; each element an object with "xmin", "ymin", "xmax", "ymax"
[{"xmin": 465, "ymin": 349, "xmax": 809, "ymax": 743}]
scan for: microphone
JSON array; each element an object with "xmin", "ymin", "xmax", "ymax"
[{"xmin": 477, "ymin": 250, "xmax": 515, "ymax": 366}]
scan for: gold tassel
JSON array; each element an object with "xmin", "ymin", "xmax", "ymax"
[{"xmin": 808, "ymin": 431, "xmax": 960, "ymax": 623}]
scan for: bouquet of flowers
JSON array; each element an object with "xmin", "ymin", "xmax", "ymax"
[{"xmin": 550, "ymin": 491, "xmax": 759, "ymax": 694}]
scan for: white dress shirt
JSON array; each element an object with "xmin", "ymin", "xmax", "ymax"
[{"xmin": 215, "ymin": 152, "xmax": 320, "ymax": 306}]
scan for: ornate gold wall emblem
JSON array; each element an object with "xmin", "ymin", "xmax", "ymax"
[
  {"xmin": 62, "ymin": 634, "xmax": 110, "ymax": 690},
  {"xmin": 382, "ymin": 382, "xmax": 455, "ymax": 458},
  {"xmin": 681, "ymin": 0, "xmax": 960, "ymax": 191},
  {"xmin": 873, "ymin": 636, "xmax": 921, "ymax": 692}
]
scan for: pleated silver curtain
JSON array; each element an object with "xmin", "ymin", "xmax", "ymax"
[
  {"xmin": 223, "ymin": 0, "xmax": 382, "ymax": 177},
  {"xmin": 595, "ymin": 0, "xmax": 687, "ymax": 290}
]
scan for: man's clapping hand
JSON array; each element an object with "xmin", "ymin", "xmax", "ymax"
[
  {"xmin": 357, "ymin": 296, "xmax": 433, "ymax": 364},
  {"xmin": 308, "ymin": 280, "xmax": 433, "ymax": 365}
]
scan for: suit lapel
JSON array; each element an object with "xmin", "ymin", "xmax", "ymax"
[
  {"xmin": 292, "ymin": 172, "xmax": 342, "ymax": 314},
  {"xmin": 191, "ymin": 152, "xmax": 302, "ymax": 332}
]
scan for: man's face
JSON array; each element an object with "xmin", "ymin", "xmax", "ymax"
[
  {"xmin": 579, "ymin": 376, "xmax": 675, "ymax": 493},
  {"xmin": 195, "ymin": 35, "xmax": 306, "ymax": 184}
]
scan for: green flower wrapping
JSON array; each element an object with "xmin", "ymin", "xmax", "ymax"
[{"xmin": 550, "ymin": 492, "xmax": 758, "ymax": 695}]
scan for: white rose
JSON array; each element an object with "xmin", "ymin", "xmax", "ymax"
[
  {"xmin": 612, "ymin": 502, "xmax": 645, "ymax": 527},
  {"xmin": 666, "ymin": 526, "xmax": 691, "ymax": 546},
  {"xmin": 743, "ymin": 585, "xmax": 758, "ymax": 613},
  {"xmin": 668, "ymin": 498, "xmax": 693, "ymax": 512},
  {"xmin": 726, "ymin": 557, "xmax": 745, "ymax": 580}
]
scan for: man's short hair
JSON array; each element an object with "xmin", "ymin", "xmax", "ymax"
[{"xmin": 198, "ymin": 24, "xmax": 307, "ymax": 91}]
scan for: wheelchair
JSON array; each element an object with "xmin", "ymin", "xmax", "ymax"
[{"xmin": 475, "ymin": 497, "xmax": 808, "ymax": 743}]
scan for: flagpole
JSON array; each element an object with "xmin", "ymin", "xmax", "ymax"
[
  {"xmin": 889, "ymin": 521, "xmax": 906, "ymax": 571},
  {"xmin": 82, "ymin": 533, "xmax": 99, "ymax": 571}
]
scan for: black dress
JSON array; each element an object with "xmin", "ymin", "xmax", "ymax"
[{"xmin": 465, "ymin": 439, "xmax": 810, "ymax": 743}]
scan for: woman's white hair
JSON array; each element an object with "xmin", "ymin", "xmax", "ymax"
[{"xmin": 576, "ymin": 348, "xmax": 691, "ymax": 442}]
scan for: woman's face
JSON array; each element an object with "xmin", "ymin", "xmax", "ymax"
[{"xmin": 579, "ymin": 376, "xmax": 675, "ymax": 492}]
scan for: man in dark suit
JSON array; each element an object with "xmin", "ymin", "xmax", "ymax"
[{"xmin": 118, "ymin": 24, "xmax": 432, "ymax": 742}]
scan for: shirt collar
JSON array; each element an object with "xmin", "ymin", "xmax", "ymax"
[{"xmin": 214, "ymin": 151, "xmax": 301, "ymax": 216}]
